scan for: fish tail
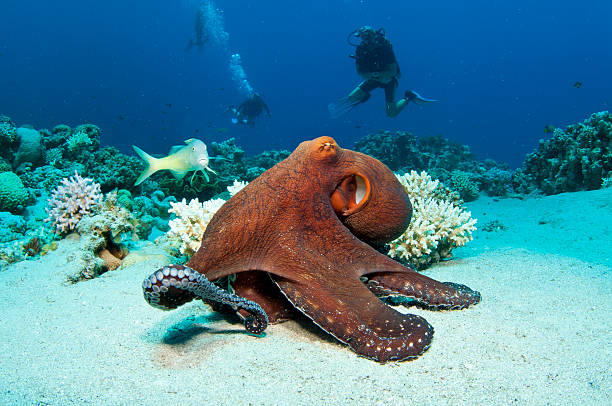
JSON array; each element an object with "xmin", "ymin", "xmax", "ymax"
[{"xmin": 133, "ymin": 145, "xmax": 159, "ymax": 185}]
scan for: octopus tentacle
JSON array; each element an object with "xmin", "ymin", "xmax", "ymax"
[
  {"xmin": 272, "ymin": 276, "xmax": 434, "ymax": 362},
  {"xmin": 142, "ymin": 265, "xmax": 268, "ymax": 335},
  {"xmin": 366, "ymin": 271, "xmax": 481, "ymax": 310}
]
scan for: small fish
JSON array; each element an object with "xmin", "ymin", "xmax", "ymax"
[
  {"xmin": 133, "ymin": 138, "xmax": 216, "ymax": 186},
  {"xmin": 544, "ymin": 125, "xmax": 555, "ymax": 134},
  {"xmin": 573, "ymin": 81, "xmax": 582, "ymax": 88},
  {"xmin": 217, "ymin": 127, "xmax": 229, "ymax": 133},
  {"xmin": 166, "ymin": 103, "xmax": 173, "ymax": 108}
]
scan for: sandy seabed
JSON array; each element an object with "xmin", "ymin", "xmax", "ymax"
[{"xmin": 1, "ymin": 188, "xmax": 610, "ymax": 406}]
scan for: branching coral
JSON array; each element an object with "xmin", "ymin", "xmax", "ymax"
[
  {"xmin": 165, "ymin": 179, "xmax": 247, "ymax": 256},
  {"xmin": 45, "ymin": 171, "xmax": 103, "ymax": 234},
  {"xmin": 388, "ymin": 171, "xmax": 477, "ymax": 270},
  {"xmin": 166, "ymin": 197, "xmax": 225, "ymax": 256}
]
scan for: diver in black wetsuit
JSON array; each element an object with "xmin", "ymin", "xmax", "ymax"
[
  {"xmin": 231, "ymin": 93, "xmax": 271, "ymax": 127},
  {"xmin": 329, "ymin": 26, "xmax": 437, "ymax": 118}
]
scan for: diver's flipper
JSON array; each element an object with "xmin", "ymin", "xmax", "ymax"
[
  {"xmin": 405, "ymin": 90, "xmax": 438, "ymax": 105},
  {"xmin": 328, "ymin": 96, "xmax": 360, "ymax": 119}
]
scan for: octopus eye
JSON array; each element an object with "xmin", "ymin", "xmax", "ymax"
[{"xmin": 331, "ymin": 173, "xmax": 371, "ymax": 216}]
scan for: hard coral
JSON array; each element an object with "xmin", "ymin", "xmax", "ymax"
[
  {"xmin": 65, "ymin": 190, "xmax": 135, "ymax": 281},
  {"xmin": 0, "ymin": 115, "xmax": 18, "ymax": 160},
  {"xmin": 0, "ymin": 171, "xmax": 29, "ymax": 213},
  {"xmin": 45, "ymin": 171, "xmax": 103, "ymax": 234},
  {"xmin": 166, "ymin": 197, "xmax": 226, "ymax": 256},
  {"xmin": 388, "ymin": 171, "xmax": 477, "ymax": 270},
  {"xmin": 521, "ymin": 111, "xmax": 612, "ymax": 194},
  {"xmin": 165, "ymin": 180, "xmax": 247, "ymax": 256}
]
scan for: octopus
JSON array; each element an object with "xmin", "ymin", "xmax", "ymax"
[{"xmin": 143, "ymin": 136, "xmax": 480, "ymax": 362}]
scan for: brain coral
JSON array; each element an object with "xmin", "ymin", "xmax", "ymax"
[{"xmin": 0, "ymin": 171, "xmax": 29, "ymax": 213}]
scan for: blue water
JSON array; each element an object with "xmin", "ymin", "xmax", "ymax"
[{"xmin": 1, "ymin": 0, "xmax": 610, "ymax": 168}]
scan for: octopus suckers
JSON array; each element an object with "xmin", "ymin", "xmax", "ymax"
[
  {"xmin": 409, "ymin": 342, "xmax": 414, "ymax": 347},
  {"xmin": 170, "ymin": 268, "xmax": 178, "ymax": 277},
  {"xmin": 162, "ymin": 268, "xmax": 170, "ymax": 277}
]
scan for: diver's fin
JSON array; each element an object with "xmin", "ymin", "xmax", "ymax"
[
  {"xmin": 328, "ymin": 96, "xmax": 360, "ymax": 119},
  {"xmin": 405, "ymin": 90, "xmax": 438, "ymax": 104},
  {"xmin": 133, "ymin": 145, "xmax": 160, "ymax": 186}
]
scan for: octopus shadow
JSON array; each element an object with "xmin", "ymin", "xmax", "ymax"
[{"xmin": 150, "ymin": 312, "xmax": 258, "ymax": 369}]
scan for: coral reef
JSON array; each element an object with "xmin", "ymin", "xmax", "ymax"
[
  {"xmin": 354, "ymin": 130, "xmax": 513, "ymax": 199},
  {"xmin": 0, "ymin": 115, "xmax": 18, "ymax": 162},
  {"xmin": 243, "ymin": 149, "xmax": 291, "ymax": 180},
  {"xmin": 87, "ymin": 146, "xmax": 142, "ymax": 193},
  {"xmin": 0, "ymin": 171, "xmax": 30, "ymax": 213},
  {"xmin": 45, "ymin": 171, "xmax": 103, "ymax": 234},
  {"xmin": 388, "ymin": 171, "xmax": 477, "ymax": 270},
  {"xmin": 450, "ymin": 170, "xmax": 480, "ymax": 202},
  {"xmin": 65, "ymin": 191, "xmax": 135, "ymax": 281},
  {"xmin": 519, "ymin": 111, "xmax": 612, "ymax": 195},
  {"xmin": 14, "ymin": 127, "xmax": 44, "ymax": 170}
]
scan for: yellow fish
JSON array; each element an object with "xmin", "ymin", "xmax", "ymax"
[{"xmin": 133, "ymin": 138, "xmax": 216, "ymax": 186}]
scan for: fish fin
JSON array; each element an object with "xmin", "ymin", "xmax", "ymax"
[
  {"xmin": 184, "ymin": 138, "xmax": 196, "ymax": 144},
  {"xmin": 133, "ymin": 145, "xmax": 159, "ymax": 186},
  {"xmin": 170, "ymin": 169, "xmax": 188, "ymax": 180},
  {"xmin": 205, "ymin": 165, "xmax": 217, "ymax": 175},
  {"xmin": 168, "ymin": 145, "xmax": 184, "ymax": 155}
]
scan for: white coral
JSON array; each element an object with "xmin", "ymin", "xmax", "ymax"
[
  {"xmin": 227, "ymin": 179, "xmax": 248, "ymax": 196},
  {"xmin": 388, "ymin": 171, "xmax": 477, "ymax": 269},
  {"xmin": 165, "ymin": 180, "xmax": 249, "ymax": 256},
  {"xmin": 45, "ymin": 171, "xmax": 103, "ymax": 234},
  {"xmin": 166, "ymin": 198, "xmax": 225, "ymax": 256}
]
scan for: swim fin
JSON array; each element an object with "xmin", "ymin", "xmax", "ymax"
[
  {"xmin": 328, "ymin": 96, "xmax": 360, "ymax": 119},
  {"xmin": 405, "ymin": 90, "xmax": 438, "ymax": 105}
]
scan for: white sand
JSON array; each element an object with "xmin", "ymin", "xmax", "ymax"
[{"xmin": 0, "ymin": 188, "xmax": 610, "ymax": 405}]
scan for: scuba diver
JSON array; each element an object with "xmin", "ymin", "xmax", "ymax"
[
  {"xmin": 185, "ymin": 5, "xmax": 207, "ymax": 51},
  {"xmin": 230, "ymin": 92, "xmax": 271, "ymax": 127},
  {"xmin": 328, "ymin": 26, "xmax": 437, "ymax": 119}
]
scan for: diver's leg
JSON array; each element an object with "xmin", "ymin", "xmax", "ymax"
[
  {"xmin": 384, "ymin": 78, "xmax": 408, "ymax": 118},
  {"xmin": 349, "ymin": 79, "xmax": 378, "ymax": 103},
  {"xmin": 329, "ymin": 80, "xmax": 378, "ymax": 118}
]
